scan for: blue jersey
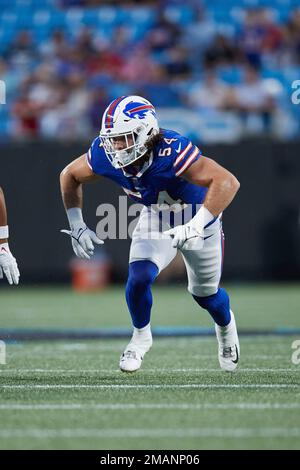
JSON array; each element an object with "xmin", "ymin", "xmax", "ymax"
[{"xmin": 87, "ymin": 129, "xmax": 207, "ymax": 223}]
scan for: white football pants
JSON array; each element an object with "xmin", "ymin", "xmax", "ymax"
[{"xmin": 129, "ymin": 206, "xmax": 224, "ymax": 297}]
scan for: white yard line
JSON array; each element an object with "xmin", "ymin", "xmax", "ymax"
[
  {"xmin": 192, "ymin": 355, "xmax": 290, "ymax": 360},
  {"xmin": 0, "ymin": 384, "xmax": 299, "ymax": 390},
  {"xmin": 0, "ymin": 403, "xmax": 300, "ymax": 410},
  {"xmin": 7, "ymin": 353, "xmax": 291, "ymax": 361},
  {"xmin": 0, "ymin": 427, "xmax": 299, "ymax": 439},
  {"xmin": 0, "ymin": 368, "xmax": 299, "ymax": 373}
]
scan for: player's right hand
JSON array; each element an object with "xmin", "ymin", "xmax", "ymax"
[
  {"xmin": 0, "ymin": 243, "xmax": 20, "ymax": 285},
  {"xmin": 61, "ymin": 222, "xmax": 104, "ymax": 259}
]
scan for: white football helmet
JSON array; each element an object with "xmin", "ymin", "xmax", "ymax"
[{"xmin": 99, "ymin": 95, "xmax": 159, "ymax": 169}]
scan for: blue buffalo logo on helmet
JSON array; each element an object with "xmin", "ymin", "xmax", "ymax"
[{"xmin": 123, "ymin": 101, "xmax": 156, "ymax": 120}]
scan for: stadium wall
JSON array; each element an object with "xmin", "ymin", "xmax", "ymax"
[{"xmin": 1, "ymin": 139, "xmax": 299, "ymax": 283}]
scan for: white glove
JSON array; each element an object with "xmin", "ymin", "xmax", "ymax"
[
  {"xmin": 61, "ymin": 222, "xmax": 104, "ymax": 259},
  {"xmin": 164, "ymin": 224, "xmax": 204, "ymax": 250},
  {"xmin": 164, "ymin": 206, "xmax": 215, "ymax": 251},
  {"xmin": 0, "ymin": 243, "xmax": 20, "ymax": 285}
]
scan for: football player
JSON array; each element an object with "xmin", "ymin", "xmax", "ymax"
[
  {"xmin": 0, "ymin": 186, "xmax": 20, "ymax": 285},
  {"xmin": 60, "ymin": 95, "xmax": 240, "ymax": 372}
]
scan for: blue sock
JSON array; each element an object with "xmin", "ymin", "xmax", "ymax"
[
  {"xmin": 192, "ymin": 288, "xmax": 231, "ymax": 326},
  {"xmin": 125, "ymin": 260, "xmax": 159, "ymax": 329}
]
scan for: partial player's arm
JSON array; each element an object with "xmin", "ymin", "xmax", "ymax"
[
  {"xmin": 0, "ymin": 185, "xmax": 8, "ymax": 231},
  {"xmin": 60, "ymin": 154, "xmax": 103, "ymax": 259},
  {"xmin": 183, "ymin": 156, "xmax": 240, "ymax": 216},
  {"xmin": 165, "ymin": 156, "xmax": 240, "ymax": 249},
  {"xmin": 60, "ymin": 154, "xmax": 100, "ymax": 210},
  {"xmin": 0, "ymin": 186, "xmax": 20, "ymax": 284}
]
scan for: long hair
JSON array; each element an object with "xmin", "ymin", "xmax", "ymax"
[{"xmin": 145, "ymin": 129, "xmax": 164, "ymax": 153}]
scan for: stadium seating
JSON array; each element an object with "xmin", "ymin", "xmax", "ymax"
[{"xmin": 0, "ymin": 0, "xmax": 299, "ymax": 140}]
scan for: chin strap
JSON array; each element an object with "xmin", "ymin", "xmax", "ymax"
[{"xmin": 123, "ymin": 152, "xmax": 154, "ymax": 178}]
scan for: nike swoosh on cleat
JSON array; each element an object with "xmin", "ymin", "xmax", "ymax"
[
  {"xmin": 231, "ymin": 345, "xmax": 239, "ymax": 364},
  {"xmin": 204, "ymin": 234, "xmax": 214, "ymax": 240}
]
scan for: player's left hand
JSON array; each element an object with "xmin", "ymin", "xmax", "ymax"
[
  {"xmin": 164, "ymin": 224, "xmax": 204, "ymax": 250},
  {"xmin": 0, "ymin": 243, "xmax": 20, "ymax": 285},
  {"xmin": 61, "ymin": 222, "xmax": 104, "ymax": 259}
]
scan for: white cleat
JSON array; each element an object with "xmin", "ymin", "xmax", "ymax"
[
  {"xmin": 215, "ymin": 311, "xmax": 240, "ymax": 372},
  {"xmin": 119, "ymin": 347, "xmax": 144, "ymax": 373},
  {"xmin": 119, "ymin": 324, "xmax": 153, "ymax": 373}
]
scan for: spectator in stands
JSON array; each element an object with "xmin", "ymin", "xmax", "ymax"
[
  {"xmin": 39, "ymin": 83, "xmax": 83, "ymax": 139},
  {"xmin": 12, "ymin": 82, "xmax": 41, "ymax": 138},
  {"xmin": 146, "ymin": 10, "xmax": 181, "ymax": 53},
  {"xmin": 28, "ymin": 64, "xmax": 59, "ymax": 112},
  {"xmin": 0, "ymin": 59, "xmax": 22, "ymax": 101},
  {"xmin": 204, "ymin": 34, "xmax": 241, "ymax": 68},
  {"xmin": 65, "ymin": 71, "xmax": 90, "ymax": 119},
  {"xmin": 281, "ymin": 8, "xmax": 300, "ymax": 65},
  {"xmin": 185, "ymin": 67, "xmax": 231, "ymax": 112},
  {"xmin": 109, "ymin": 26, "xmax": 136, "ymax": 58},
  {"xmin": 88, "ymin": 87, "xmax": 110, "ymax": 132},
  {"xmin": 136, "ymin": 63, "xmax": 181, "ymax": 107},
  {"xmin": 74, "ymin": 28, "xmax": 98, "ymax": 62},
  {"xmin": 4, "ymin": 31, "xmax": 38, "ymax": 67},
  {"xmin": 229, "ymin": 64, "xmax": 275, "ymax": 133},
  {"xmin": 239, "ymin": 8, "xmax": 282, "ymax": 68},
  {"xmin": 39, "ymin": 30, "xmax": 70, "ymax": 61},
  {"xmin": 121, "ymin": 46, "xmax": 160, "ymax": 85},
  {"xmin": 165, "ymin": 46, "xmax": 193, "ymax": 81},
  {"xmin": 181, "ymin": 3, "xmax": 216, "ymax": 53},
  {"xmin": 86, "ymin": 40, "xmax": 125, "ymax": 80}
]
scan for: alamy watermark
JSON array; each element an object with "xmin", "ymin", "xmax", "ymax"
[
  {"xmin": 291, "ymin": 80, "xmax": 300, "ymax": 105},
  {"xmin": 0, "ymin": 80, "xmax": 6, "ymax": 105},
  {"xmin": 95, "ymin": 195, "xmax": 204, "ymax": 246},
  {"xmin": 291, "ymin": 340, "xmax": 300, "ymax": 365},
  {"xmin": 0, "ymin": 340, "xmax": 6, "ymax": 365}
]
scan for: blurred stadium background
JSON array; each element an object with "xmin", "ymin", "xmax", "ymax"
[
  {"xmin": 0, "ymin": 0, "xmax": 300, "ymax": 451},
  {"xmin": 0, "ymin": 0, "xmax": 300, "ymax": 284}
]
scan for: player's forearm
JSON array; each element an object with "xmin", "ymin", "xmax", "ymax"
[
  {"xmin": 60, "ymin": 168, "xmax": 83, "ymax": 211},
  {"xmin": 0, "ymin": 187, "xmax": 7, "ymax": 226},
  {"xmin": 0, "ymin": 186, "xmax": 8, "ymax": 243},
  {"xmin": 60, "ymin": 167, "xmax": 87, "ymax": 230},
  {"xmin": 203, "ymin": 174, "xmax": 240, "ymax": 217}
]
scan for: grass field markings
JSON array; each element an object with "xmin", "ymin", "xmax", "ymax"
[
  {"xmin": 1, "ymin": 368, "xmax": 300, "ymax": 373},
  {"xmin": 55, "ymin": 344, "xmax": 88, "ymax": 350},
  {"xmin": 10, "ymin": 340, "xmax": 295, "ymax": 350},
  {"xmin": 191, "ymin": 355, "xmax": 290, "ymax": 360},
  {"xmin": 7, "ymin": 339, "xmax": 292, "ymax": 348},
  {"xmin": 0, "ymin": 403, "xmax": 300, "ymax": 410},
  {"xmin": 1, "ymin": 384, "xmax": 300, "ymax": 390},
  {"xmin": 6, "ymin": 353, "xmax": 292, "ymax": 360},
  {"xmin": 6, "ymin": 339, "xmax": 294, "ymax": 354},
  {"xmin": 0, "ymin": 428, "xmax": 300, "ymax": 439}
]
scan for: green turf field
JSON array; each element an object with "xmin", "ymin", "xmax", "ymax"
[
  {"xmin": 0, "ymin": 284, "xmax": 300, "ymax": 450},
  {"xmin": 0, "ymin": 283, "xmax": 300, "ymax": 329}
]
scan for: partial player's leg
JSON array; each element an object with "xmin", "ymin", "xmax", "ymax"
[
  {"xmin": 120, "ymin": 260, "xmax": 157, "ymax": 372},
  {"xmin": 181, "ymin": 219, "xmax": 240, "ymax": 371},
  {"xmin": 120, "ymin": 207, "xmax": 177, "ymax": 372},
  {"xmin": 193, "ymin": 289, "xmax": 239, "ymax": 372}
]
